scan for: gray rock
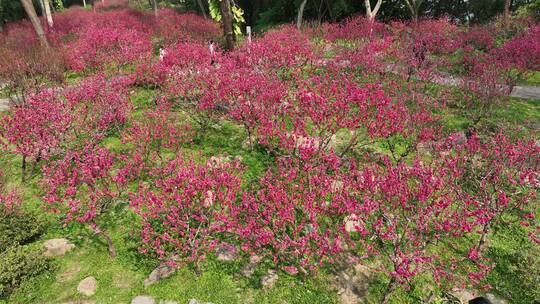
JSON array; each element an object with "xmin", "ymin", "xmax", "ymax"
[
  {"xmin": 450, "ymin": 290, "xmax": 475, "ymax": 303},
  {"xmin": 144, "ymin": 264, "xmax": 176, "ymax": 287},
  {"xmin": 0, "ymin": 98, "xmax": 9, "ymax": 112},
  {"xmin": 159, "ymin": 301, "xmax": 178, "ymax": 304},
  {"xmin": 77, "ymin": 276, "xmax": 97, "ymax": 297},
  {"xmin": 485, "ymin": 293, "xmax": 508, "ymax": 304},
  {"xmin": 132, "ymin": 296, "xmax": 156, "ymax": 304},
  {"xmin": 43, "ymin": 238, "xmax": 75, "ymax": 257},
  {"xmin": 261, "ymin": 269, "xmax": 278, "ymax": 289},
  {"xmin": 215, "ymin": 243, "xmax": 237, "ymax": 262},
  {"xmin": 241, "ymin": 255, "xmax": 262, "ymax": 278},
  {"xmin": 188, "ymin": 300, "xmax": 214, "ymax": 304}
]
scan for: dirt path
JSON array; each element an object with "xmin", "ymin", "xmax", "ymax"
[
  {"xmin": 0, "ymin": 98, "xmax": 9, "ymax": 112},
  {"xmin": 510, "ymin": 85, "xmax": 540, "ymax": 99}
]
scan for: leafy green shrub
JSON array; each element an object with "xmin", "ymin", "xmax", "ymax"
[
  {"xmin": 0, "ymin": 245, "xmax": 51, "ymax": 298},
  {"xmin": 0, "ymin": 206, "xmax": 45, "ymax": 252}
]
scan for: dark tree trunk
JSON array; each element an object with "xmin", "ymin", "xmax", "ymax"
[
  {"xmin": 382, "ymin": 276, "xmax": 397, "ymax": 304},
  {"xmin": 152, "ymin": 0, "xmax": 158, "ymax": 16},
  {"xmin": 503, "ymin": 0, "xmax": 510, "ymax": 28},
  {"xmin": 20, "ymin": 0, "xmax": 50, "ymax": 48},
  {"xmin": 197, "ymin": 0, "xmax": 207, "ymax": 18},
  {"xmin": 219, "ymin": 0, "xmax": 235, "ymax": 50}
]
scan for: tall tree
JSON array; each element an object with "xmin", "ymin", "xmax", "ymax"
[
  {"xmin": 503, "ymin": 0, "xmax": 511, "ymax": 27},
  {"xmin": 151, "ymin": 0, "xmax": 158, "ymax": 16},
  {"xmin": 404, "ymin": 0, "xmax": 423, "ymax": 22},
  {"xmin": 197, "ymin": 0, "xmax": 207, "ymax": 18},
  {"xmin": 19, "ymin": 0, "xmax": 50, "ymax": 48},
  {"xmin": 218, "ymin": 0, "xmax": 234, "ymax": 50},
  {"xmin": 297, "ymin": 0, "xmax": 308, "ymax": 29},
  {"xmin": 43, "ymin": 0, "xmax": 53, "ymax": 28},
  {"xmin": 365, "ymin": 0, "xmax": 383, "ymax": 21}
]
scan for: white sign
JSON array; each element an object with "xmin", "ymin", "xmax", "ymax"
[{"xmin": 246, "ymin": 26, "xmax": 252, "ymax": 44}]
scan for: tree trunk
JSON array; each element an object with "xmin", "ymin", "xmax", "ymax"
[
  {"xmin": 405, "ymin": 0, "xmax": 422, "ymax": 23},
  {"xmin": 101, "ymin": 231, "xmax": 116, "ymax": 258},
  {"xmin": 296, "ymin": 0, "xmax": 308, "ymax": 29},
  {"xmin": 38, "ymin": 0, "xmax": 46, "ymax": 15},
  {"xmin": 503, "ymin": 0, "xmax": 510, "ymax": 28},
  {"xmin": 381, "ymin": 276, "xmax": 397, "ymax": 304},
  {"xmin": 91, "ymin": 224, "xmax": 117, "ymax": 258},
  {"xmin": 43, "ymin": 0, "xmax": 54, "ymax": 28},
  {"xmin": 365, "ymin": 0, "xmax": 383, "ymax": 21},
  {"xmin": 252, "ymin": 0, "xmax": 260, "ymax": 26},
  {"xmin": 21, "ymin": 155, "xmax": 27, "ymax": 182},
  {"xmin": 197, "ymin": 0, "xmax": 207, "ymax": 19},
  {"xmin": 20, "ymin": 0, "xmax": 50, "ymax": 48},
  {"xmin": 219, "ymin": 0, "xmax": 234, "ymax": 50},
  {"xmin": 83, "ymin": 0, "xmax": 87, "ymax": 7},
  {"xmin": 152, "ymin": 0, "xmax": 158, "ymax": 16},
  {"xmin": 476, "ymin": 222, "xmax": 490, "ymax": 253}
]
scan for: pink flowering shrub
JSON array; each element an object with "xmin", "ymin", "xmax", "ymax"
[
  {"xmin": 233, "ymin": 157, "xmax": 347, "ymax": 273},
  {"xmin": 324, "ymin": 15, "xmax": 387, "ymax": 41},
  {"xmin": 0, "ymin": 171, "xmax": 20, "ymax": 211},
  {"xmin": 65, "ymin": 25, "xmax": 151, "ymax": 72},
  {"xmin": 42, "ymin": 144, "xmax": 122, "ymax": 257},
  {"xmin": 440, "ymin": 132, "xmax": 540, "ymax": 250},
  {"xmin": 0, "ymin": 90, "xmax": 72, "ymax": 179},
  {"xmin": 152, "ymin": 9, "xmax": 221, "ymax": 46},
  {"xmin": 130, "ymin": 156, "xmax": 243, "ymax": 265},
  {"xmin": 233, "ymin": 25, "xmax": 315, "ymax": 72},
  {"xmin": 0, "ymin": 75, "xmax": 130, "ymax": 178},
  {"xmin": 491, "ymin": 24, "xmax": 540, "ymax": 72},
  {"xmin": 340, "ymin": 157, "xmax": 494, "ymax": 297}
]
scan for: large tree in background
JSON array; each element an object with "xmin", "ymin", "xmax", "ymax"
[
  {"xmin": 43, "ymin": 0, "xmax": 54, "ymax": 27},
  {"xmin": 365, "ymin": 0, "xmax": 383, "ymax": 21},
  {"xmin": 209, "ymin": 0, "xmax": 244, "ymax": 50},
  {"xmin": 197, "ymin": 0, "xmax": 207, "ymax": 18},
  {"xmin": 218, "ymin": 0, "xmax": 234, "ymax": 50},
  {"xmin": 404, "ymin": 0, "xmax": 423, "ymax": 22},
  {"xmin": 19, "ymin": 0, "xmax": 50, "ymax": 48},
  {"xmin": 151, "ymin": 0, "xmax": 158, "ymax": 16},
  {"xmin": 296, "ymin": 0, "xmax": 308, "ymax": 28},
  {"xmin": 503, "ymin": 0, "xmax": 511, "ymax": 26}
]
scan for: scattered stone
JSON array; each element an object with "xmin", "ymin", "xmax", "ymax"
[
  {"xmin": 304, "ymin": 223, "xmax": 315, "ymax": 234},
  {"xmin": 216, "ymin": 243, "xmax": 238, "ymax": 262},
  {"xmin": 43, "ymin": 238, "xmax": 75, "ymax": 257},
  {"xmin": 261, "ymin": 269, "xmax": 279, "ymax": 289},
  {"xmin": 203, "ymin": 190, "xmax": 215, "ymax": 207},
  {"xmin": 77, "ymin": 276, "xmax": 97, "ymax": 297},
  {"xmin": 450, "ymin": 289, "xmax": 476, "ymax": 303},
  {"xmin": 0, "ymin": 98, "xmax": 9, "ymax": 112},
  {"xmin": 188, "ymin": 300, "xmax": 214, "ymax": 304},
  {"xmin": 159, "ymin": 301, "xmax": 178, "ymax": 304},
  {"xmin": 132, "ymin": 296, "xmax": 156, "ymax": 304},
  {"xmin": 331, "ymin": 180, "xmax": 344, "ymax": 193},
  {"xmin": 485, "ymin": 293, "xmax": 508, "ymax": 304},
  {"xmin": 207, "ymin": 155, "xmax": 231, "ymax": 168},
  {"xmin": 344, "ymin": 214, "xmax": 361, "ymax": 233},
  {"xmin": 143, "ymin": 264, "xmax": 176, "ymax": 287},
  {"xmin": 241, "ymin": 255, "xmax": 262, "ymax": 278},
  {"xmin": 188, "ymin": 300, "xmax": 216, "ymax": 304},
  {"xmin": 334, "ymin": 263, "xmax": 375, "ymax": 304}
]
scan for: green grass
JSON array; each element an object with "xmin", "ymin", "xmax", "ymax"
[
  {"xmin": 518, "ymin": 71, "xmax": 540, "ymax": 86},
  {"xmin": 1, "ymin": 53, "xmax": 539, "ymax": 304}
]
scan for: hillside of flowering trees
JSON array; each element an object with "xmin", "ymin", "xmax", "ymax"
[{"xmin": 0, "ymin": 1, "xmax": 539, "ymax": 303}]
